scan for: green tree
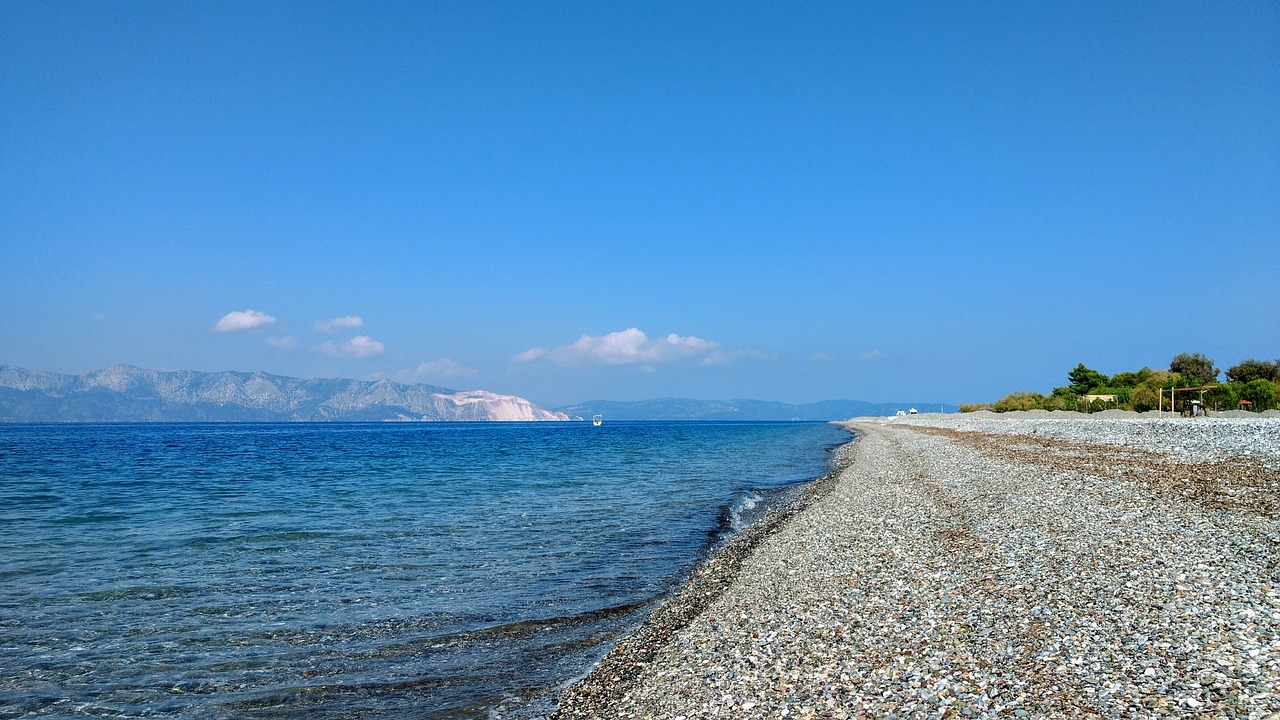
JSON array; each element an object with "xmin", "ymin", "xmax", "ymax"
[
  {"xmin": 1169, "ymin": 353, "xmax": 1219, "ymax": 385},
  {"xmin": 1066, "ymin": 363, "xmax": 1107, "ymax": 395},
  {"xmin": 1040, "ymin": 394, "xmax": 1068, "ymax": 411},
  {"xmin": 1110, "ymin": 368, "xmax": 1154, "ymax": 388},
  {"xmin": 1226, "ymin": 359, "xmax": 1280, "ymax": 384},
  {"xmin": 1205, "ymin": 383, "xmax": 1240, "ymax": 412},
  {"xmin": 1050, "ymin": 386, "xmax": 1079, "ymax": 411},
  {"xmin": 1239, "ymin": 379, "xmax": 1277, "ymax": 411},
  {"xmin": 1129, "ymin": 385, "xmax": 1159, "ymax": 412}
]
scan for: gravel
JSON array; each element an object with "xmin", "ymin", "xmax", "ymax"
[{"xmin": 547, "ymin": 415, "xmax": 1280, "ymax": 719}]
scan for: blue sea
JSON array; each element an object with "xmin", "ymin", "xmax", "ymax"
[{"xmin": 0, "ymin": 421, "xmax": 850, "ymax": 719}]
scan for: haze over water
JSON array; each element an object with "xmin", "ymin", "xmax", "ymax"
[{"xmin": 0, "ymin": 421, "xmax": 849, "ymax": 718}]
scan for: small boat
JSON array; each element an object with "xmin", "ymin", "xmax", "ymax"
[{"xmin": 592, "ymin": 414, "xmax": 603, "ymax": 427}]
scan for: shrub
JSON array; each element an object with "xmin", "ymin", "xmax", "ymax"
[{"xmin": 991, "ymin": 391, "xmax": 1044, "ymax": 412}]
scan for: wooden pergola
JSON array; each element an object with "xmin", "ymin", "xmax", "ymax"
[{"xmin": 1158, "ymin": 384, "xmax": 1218, "ymax": 417}]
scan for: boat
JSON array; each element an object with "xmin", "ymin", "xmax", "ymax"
[{"xmin": 592, "ymin": 414, "xmax": 603, "ymax": 427}]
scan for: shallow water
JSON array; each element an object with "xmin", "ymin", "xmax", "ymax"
[{"xmin": 0, "ymin": 421, "xmax": 848, "ymax": 718}]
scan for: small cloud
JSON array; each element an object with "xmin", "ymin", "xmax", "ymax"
[
  {"xmin": 92, "ymin": 313, "xmax": 108, "ymax": 323},
  {"xmin": 809, "ymin": 352, "xmax": 835, "ymax": 362},
  {"xmin": 512, "ymin": 328, "xmax": 719, "ymax": 367},
  {"xmin": 314, "ymin": 335, "xmax": 385, "ymax": 358},
  {"xmin": 702, "ymin": 348, "xmax": 775, "ymax": 366},
  {"xmin": 266, "ymin": 336, "xmax": 296, "ymax": 350},
  {"xmin": 314, "ymin": 315, "xmax": 365, "ymax": 333},
  {"xmin": 400, "ymin": 358, "xmax": 478, "ymax": 382},
  {"xmin": 214, "ymin": 309, "xmax": 276, "ymax": 333},
  {"xmin": 858, "ymin": 349, "xmax": 883, "ymax": 361},
  {"xmin": 512, "ymin": 347, "xmax": 547, "ymax": 363}
]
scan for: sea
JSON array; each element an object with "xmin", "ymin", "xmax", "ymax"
[{"xmin": 0, "ymin": 421, "xmax": 851, "ymax": 719}]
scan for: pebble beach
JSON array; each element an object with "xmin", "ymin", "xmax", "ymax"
[{"xmin": 549, "ymin": 414, "xmax": 1280, "ymax": 719}]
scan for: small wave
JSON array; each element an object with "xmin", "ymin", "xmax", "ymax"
[
  {"xmin": 75, "ymin": 584, "xmax": 203, "ymax": 602},
  {"xmin": 727, "ymin": 490, "xmax": 763, "ymax": 532},
  {"xmin": 413, "ymin": 600, "xmax": 651, "ymax": 649},
  {"xmin": 713, "ymin": 483, "xmax": 810, "ymax": 543},
  {"xmin": 53, "ymin": 511, "xmax": 131, "ymax": 525}
]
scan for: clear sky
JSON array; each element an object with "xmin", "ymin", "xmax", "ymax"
[{"xmin": 2, "ymin": 2, "xmax": 1277, "ymax": 407}]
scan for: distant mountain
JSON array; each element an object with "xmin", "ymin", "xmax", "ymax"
[
  {"xmin": 0, "ymin": 365, "xmax": 573, "ymax": 422},
  {"xmin": 555, "ymin": 398, "xmax": 956, "ymax": 421}
]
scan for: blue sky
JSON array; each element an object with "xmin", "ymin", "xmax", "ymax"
[{"xmin": 2, "ymin": 2, "xmax": 1277, "ymax": 407}]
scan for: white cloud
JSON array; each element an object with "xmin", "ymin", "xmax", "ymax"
[
  {"xmin": 809, "ymin": 352, "xmax": 835, "ymax": 362},
  {"xmin": 214, "ymin": 309, "xmax": 276, "ymax": 332},
  {"xmin": 92, "ymin": 313, "xmax": 108, "ymax": 323},
  {"xmin": 512, "ymin": 347, "xmax": 548, "ymax": 362},
  {"xmin": 314, "ymin": 335, "xmax": 385, "ymax": 358},
  {"xmin": 858, "ymin": 349, "xmax": 883, "ymax": 361},
  {"xmin": 314, "ymin": 315, "xmax": 365, "ymax": 333},
  {"xmin": 266, "ymin": 336, "xmax": 296, "ymax": 350},
  {"xmin": 513, "ymin": 328, "xmax": 720, "ymax": 367},
  {"xmin": 702, "ymin": 348, "xmax": 775, "ymax": 366},
  {"xmin": 401, "ymin": 358, "xmax": 478, "ymax": 382}
]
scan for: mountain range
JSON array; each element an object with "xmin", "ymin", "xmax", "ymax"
[
  {"xmin": 0, "ymin": 365, "xmax": 571, "ymax": 422},
  {"xmin": 554, "ymin": 398, "xmax": 955, "ymax": 421},
  {"xmin": 0, "ymin": 365, "xmax": 953, "ymax": 423}
]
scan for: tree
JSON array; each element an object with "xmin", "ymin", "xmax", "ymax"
[
  {"xmin": 1239, "ymin": 379, "xmax": 1277, "ymax": 411},
  {"xmin": 1226, "ymin": 359, "xmax": 1280, "ymax": 384},
  {"xmin": 1066, "ymin": 363, "xmax": 1107, "ymax": 395},
  {"xmin": 1129, "ymin": 385, "xmax": 1159, "ymax": 412},
  {"xmin": 1169, "ymin": 353, "xmax": 1219, "ymax": 385},
  {"xmin": 1040, "ymin": 394, "xmax": 1068, "ymax": 411},
  {"xmin": 1110, "ymin": 368, "xmax": 1154, "ymax": 388}
]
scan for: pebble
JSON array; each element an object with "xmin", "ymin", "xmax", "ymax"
[{"xmin": 547, "ymin": 415, "xmax": 1280, "ymax": 719}]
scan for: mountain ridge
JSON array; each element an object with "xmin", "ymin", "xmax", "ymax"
[
  {"xmin": 0, "ymin": 365, "xmax": 572, "ymax": 422},
  {"xmin": 0, "ymin": 365, "xmax": 955, "ymax": 423},
  {"xmin": 555, "ymin": 397, "xmax": 956, "ymax": 421}
]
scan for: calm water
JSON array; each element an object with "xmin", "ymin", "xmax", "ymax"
[{"xmin": 0, "ymin": 421, "xmax": 849, "ymax": 719}]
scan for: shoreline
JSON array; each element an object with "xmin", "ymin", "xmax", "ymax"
[
  {"xmin": 546, "ymin": 432, "xmax": 861, "ymax": 718},
  {"xmin": 546, "ymin": 415, "xmax": 1279, "ymax": 718}
]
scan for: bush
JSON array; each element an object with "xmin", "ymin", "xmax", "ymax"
[
  {"xmin": 991, "ymin": 391, "xmax": 1044, "ymax": 412},
  {"xmin": 975, "ymin": 358, "xmax": 1272, "ymax": 414}
]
